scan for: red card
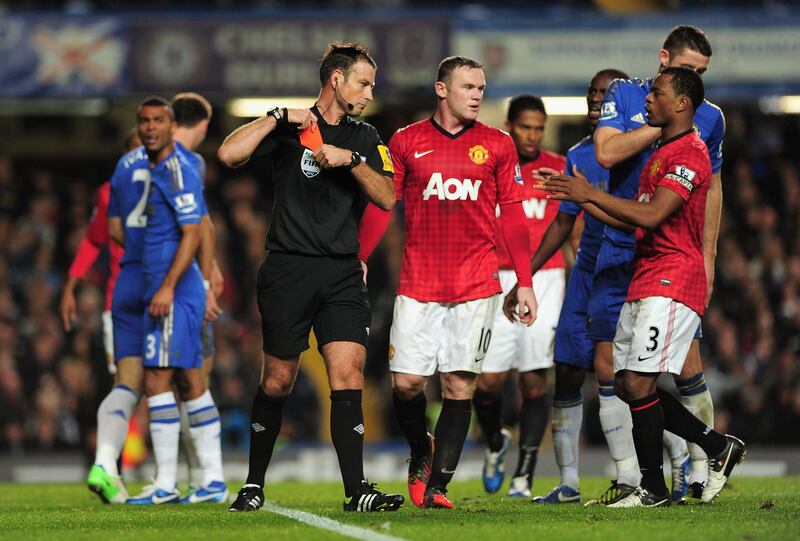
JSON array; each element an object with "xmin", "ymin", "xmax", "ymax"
[{"xmin": 299, "ymin": 124, "xmax": 323, "ymax": 151}]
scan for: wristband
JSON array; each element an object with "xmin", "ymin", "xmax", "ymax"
[
  {"xmin": 347, "ymin": 151, "xmax": 362, "ymax": 170},
  {"xmin": 203, "ymin": 280, "xmax": 211, "ymax": 291}
]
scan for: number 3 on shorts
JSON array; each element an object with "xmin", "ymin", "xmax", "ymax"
[
  {"xmin": 646, "ymin": 326, "xmax": 659, "ymax": 352},
  {"xmin": 146, "ymin": 333, "xmax": 157, "ymax": 360}
]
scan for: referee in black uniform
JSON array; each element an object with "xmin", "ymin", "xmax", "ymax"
[{"xmin": 219, "ymin": 42, "xmax": 402, "ymax": 513}]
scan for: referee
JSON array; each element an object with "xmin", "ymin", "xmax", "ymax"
[{"xmin": 219, "ymin": 42, "xmax": 402, "ymax": 513}]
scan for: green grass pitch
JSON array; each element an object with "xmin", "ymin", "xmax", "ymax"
[{"xmin": 1, "ymin": 478, "xmax": 798, "ymax": 541}]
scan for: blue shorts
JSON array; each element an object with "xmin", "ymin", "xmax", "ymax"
[
  {"xmin": 142, "ymin": 265, "xmax": 205, "ymax": 369},
  {"xmin": 111, "ymin": 263, "xmax": 146, "ymax": 362},
  {"xmin": 554, "ymin": 265, "xmax": 595, "ymax": 370},
  {"xmin": 587, "ymin": 241, "xmax": 634, "ymax": 343}
]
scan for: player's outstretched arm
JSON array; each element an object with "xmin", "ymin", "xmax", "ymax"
[
  {"xmin": 542, "ymin": 175, "xmax": 683, "ymax": 231},
  {"xmin": 149, "ymin": 223, "xmax": 201, "ymax": 318},
  {"xmin": 594, "ymin": 125, "xmax": 661, "ymax": 169}
]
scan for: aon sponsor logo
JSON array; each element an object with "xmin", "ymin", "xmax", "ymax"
[
  {"xmin": 522, "ymin": 198, "xmax": 547, "ymax": 220},
  {"xmin": 422, "ymin": 172, "xmax": 482, "ymax": 201}
]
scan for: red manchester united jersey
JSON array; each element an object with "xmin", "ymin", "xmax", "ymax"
[
  {"xmin": 626, "ymin": 131, "xmax": 711, "ymax": 315},
  {"xmin": 67, "ymin": 182, "xmax": 123, "ymax": 311},
  {"xmin": 390, "ymin": 118, "xmax": 527, "ymax": 302},
  {"xmin": 496, "ymin": 149, "xmax": 566, "ymax": 271}
]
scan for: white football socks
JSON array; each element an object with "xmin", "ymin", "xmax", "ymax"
[
  {"xmin": 552, "ymin": 394, "xmax": 583, "ymax": 490},
  {"xmin": 598, "ymin": 388, "xmax": 640, "ymax": 487},
  {"xmin": 178, "ymin": 402, "xmax": 203, "ymax": 487},
  {"xmin": 681, "ymin": 388, "xmax": 714, "ymax": 485},
  {"xmin": 183, "ymin": 390, "xmax": 224, "ymax": 487},
  {"xmin": 148, "ymin": 391, "xmax": 181, "ymax": 491},
  {"xmin": 663, "ymin": 429, "xmax": 690, "ymax": 465},
  {"xmin": 94, "ymin": 385, "xmax": 139, "ymax": 476}
]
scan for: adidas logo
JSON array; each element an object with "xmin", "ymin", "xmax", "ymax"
[
  {"xmin": 251, "ymin": 423, "xmax": 266, "ymax": 432},
  {"xmin": 353, "ymin": 424, "xmax": 365, "ymax": 435},
  {"xmin": 630, "ymin": 113, "xmax": 645, "ymax": 124}
]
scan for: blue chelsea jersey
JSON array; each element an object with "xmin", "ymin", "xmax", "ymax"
[
  {"xmin": 596, "ymin": 77, "xmax": 725, "ymax": 246},
  {"xmin": 559, "ymin": 135, "xmax": 609, "ymax": 272},
  {"xmin": 174, "ymin": 141, "xmax": 208, "ymax": 217},
  {"xmin": 142, "ymin": 147, "xmax": 206, "ymax": 277},
  {"xmin": 108, "ymin": 146, "xmax": 150, "ymax": 266}
]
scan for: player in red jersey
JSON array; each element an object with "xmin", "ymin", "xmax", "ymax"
[
  {"xmin": 387, "ymin": 56, "xmax": 536, "ymax": 509},
  {"xmin": 60, "ymin": 129, "xmax": 141, "ymax": 371},
  {"xmin": 539, "ymin": 68, "xmax": 745, "ymax": 507},
  {"xmin": 474, "ymin": 95, "xmax": 567, "ymax": 498}
]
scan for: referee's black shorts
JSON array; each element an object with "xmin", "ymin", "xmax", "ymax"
[{"xmin": 256, "ymin": 252, "xmax": 371, "ymax": 358}]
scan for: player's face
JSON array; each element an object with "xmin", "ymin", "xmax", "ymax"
[
  {"xmin": 660, "ymin": 47, "xmax": 710, "ymax": 76},
  {"xmin": 587, "ymin": 73, "xmax": 616, "ymax": 128},
  {"xmin": 442, "ymin": 67, "xmax": 486, "ymax": 122},
  {"xmin": 645, "ymin": 74, "xmax": 677, "ymax": 128},
  {"xmin": 338, "ymin": 61, "xmax": 376, "ymax": 117},
  {"xmin": 137, "ymin": 106, "xmax": 173, "ymax": 154},
  {"xmin": 507, "ymin": 109, "xmax": 546, "ymax": 160}
]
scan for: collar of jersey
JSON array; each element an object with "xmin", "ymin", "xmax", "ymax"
[
  {"xmin": 148, "ymin": 145, "xmax": 181, "ymax": 170},
  {"xmin": 312, "ymin": 105, "xmax": 350, "ymax": 128},
  {"xmin": 656, "ymin": 127, "xmax": 694, "ymax": 149},
  {"xmin": 428, "ymin": 117, "xmax": 475, "ymax": 140}
]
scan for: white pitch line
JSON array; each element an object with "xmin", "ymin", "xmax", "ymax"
[{"xmin": 262, "ymin": 502, "xmax": 408, "ymax": 541}]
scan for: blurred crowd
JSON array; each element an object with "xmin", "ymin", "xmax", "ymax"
[{"xmin": 1, "ymin": 103, "xmax": 799, "ymax": 462}]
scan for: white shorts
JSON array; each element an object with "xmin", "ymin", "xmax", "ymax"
[
  {"xmin": 389, "ymin": 294, "xmax": 499, "ymax": 376},
  {"xmin": 613, "ymin": 296, "xmax": 700, "ymax": 376},
  {"xmin": 482, "ymin": 268, "xmax": 565, "ymax": 373},
  {"xmin": 101, "ymin": 310, "xmax": 116, "ymax": 375}
]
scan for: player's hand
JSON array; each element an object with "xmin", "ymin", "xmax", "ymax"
[
  {"xmin": 59, "ymin": 288, "xmax": 78, "ymax": 332},
  {"xmin": 514, "ymin": 286, "xmax": 538, "ymax": 326},
  {"xmin": 537, "ymin": 167, "xmax": 594, "ymax": 204},
  {"xmin": 149, "ymin": 285, "xmax": 174, "ymax": 318},
  {"xmin": 204, "ymin": 288, "xmax": 223, "ymax": 322},
  {"xmin": 286, "ymin": 108, "xmax": 317, "ymax": 130},
  {"xmin": 313, "ymin": 144, "xmax": 353, "ymax": 169},
  {"xmin": 532, "ymin": 166, "xmax": 563, "ymax": 182},
  {"xmin": 360, "ymin": 259, "xmax": 368, "ymax": 284},
  {"xmin": 502, "ymin": 283, "xmax": 520, "ymax": 323}
]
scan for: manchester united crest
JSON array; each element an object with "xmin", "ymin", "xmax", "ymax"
[
  {"xmin": 469, "ymin": 145, "xmax": 489, "ymax": 165},
  {"xmin": 650, "ymin": 159, "xmax": 662, "ymax": 176}
]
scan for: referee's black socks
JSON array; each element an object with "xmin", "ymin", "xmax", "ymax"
[
  {"xmin": 245, "ymin": 387, "xmax": 286, "ymax": 487},
  {"xmin": 428, "ymin": 398, "xmax": 472, "ymax": 491},
  {"xmin": 330, "ymin": 389, "xmax": 366, "ymax": 498}
]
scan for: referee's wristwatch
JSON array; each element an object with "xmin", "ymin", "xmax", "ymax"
[
  {"xmin": 267, "ymin": 107, "xmax": 287, "ymax": 125},
  {"xmin": 347, "ymin": 151, "xmax": 362, "ymax": 170}
]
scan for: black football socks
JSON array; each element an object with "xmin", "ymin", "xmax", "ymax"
[
  {"xmin": 472, "ymin": 389, "xmax": 505, "ymax": 452},
  {"xmin": 393, "ymin": 391, "xmax": 431, "ymax": 459},
  {"xmin": 513, "ymin": 394, "xmax": 550, "ymax": 479},
  {"xmin": 628, "ymin": 393, "xmax": 669, "ymax": 498},
  {"xmin": 656, "ymin": 388, "xmax": 727, "ymax": 458},
  {"xmin": 428, "ymin": 398, "xmax": 472, "ymax": 491},
  {"xmin": 330, "ymin": 390, "xmax": 366, "ymax": 498},
  {"xmin": 245, "ymin": 387, "xmax": 286, "ymax": 487}
]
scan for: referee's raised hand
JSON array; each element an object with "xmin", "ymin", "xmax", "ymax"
[{"xmin": 286, "ymin": 108, "xmax": 317, "ymax": 130}]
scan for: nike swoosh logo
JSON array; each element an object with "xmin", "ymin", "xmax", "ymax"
[
  {"xmin": 474, "ymin": 357, "xmax": 485, "ymax": 363},
  {"xmin": 151, "ymin": 492, "xmax": 178, "ymax": 504},
  {"xmin": 441, "ymin": 468, "xmax": 456, "ymax": 474},
  {"xmin": 414, "ymin": 150, "xmax": 434, "ymax": 159},
  {"xmin": 637, "ymin": 355, "xmax": 655, "ymax": 361}
]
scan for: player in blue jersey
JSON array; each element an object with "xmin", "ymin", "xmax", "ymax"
[
  {"xmin": 124, "ymin": 97, "xmax": 225, "ymax": 505},
  {"xmin": 85, "ymin": 131, "xmax": 146, "ymax": 504},
  {"xmin": 169, "ymin": 92, "xmax": 227, "ymax": 502},
  {"xmin": 589, "ymin": 25, "xmax": 724, "ymax": 505},
  {"xmin": 502, "ymin": 69, "xmax": 628, "ymax": 504}
]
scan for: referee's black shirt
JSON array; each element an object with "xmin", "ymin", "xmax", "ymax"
[{"xmin": 253, "ymin": 106, "xmax": 394, "ymax": 257}]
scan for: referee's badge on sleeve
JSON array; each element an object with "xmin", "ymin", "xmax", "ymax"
[{"xmin": 378, "ymin": 145, "xmax": 394, "ymax": 173}]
